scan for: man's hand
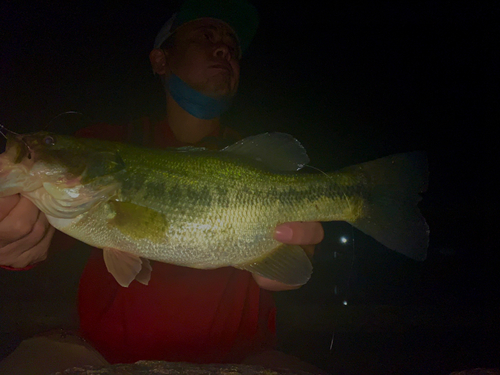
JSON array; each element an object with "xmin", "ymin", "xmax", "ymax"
[
  {"xmin": 252, "ymin": 221, "xmax": 324, "ymax": 291},
  {"xmin": 0, "ymin": 195, "xmax": 55, "ymax": 268}
]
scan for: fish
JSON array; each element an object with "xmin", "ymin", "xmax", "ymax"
[{"xmin": 0, "ymin": 128, "xmax": 429, "ymax": 287}]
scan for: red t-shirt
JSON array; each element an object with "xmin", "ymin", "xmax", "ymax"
[{"xmin": 75, "ymin": 118, "xmax": 276, "ymax": 364}]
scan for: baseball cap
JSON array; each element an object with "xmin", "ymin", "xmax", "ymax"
[{"xmin": 153, "ymin": 0, "xmax": 259, "ymax": 57}]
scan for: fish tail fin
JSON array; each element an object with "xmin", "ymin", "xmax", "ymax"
[{"xmin": 346, "ymin": 151, "xmax": 429, "ymax": 261}]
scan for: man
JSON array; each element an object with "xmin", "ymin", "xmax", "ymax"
[{"xmin": 0, "ymin": 0, "xmax": 324, "ymax": 366}]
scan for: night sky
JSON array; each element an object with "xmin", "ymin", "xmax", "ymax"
[{"xmin": 0, "ymin": 1, "xmax": 497, "ymax": 371}]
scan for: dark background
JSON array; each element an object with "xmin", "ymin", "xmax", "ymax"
[{"xmin": 0, "ymin": 1, "xmax": 497, "ymax": 374}]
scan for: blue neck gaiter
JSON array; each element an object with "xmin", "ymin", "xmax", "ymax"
[{"xmin": 167, "ymin": 74, "xmax": 232, "ymax": 120}]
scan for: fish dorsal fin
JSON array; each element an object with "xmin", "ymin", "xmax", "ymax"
[
  {"xmin": 103, "ymin": 247, "xmax": 152, "ymax": 287},
  {"xmin": 222, "ymin": 133, "xmax": 310, "ymax": 172},
  {"xmin": 236, "ymin": 244, "xmax": 312, "ymax": 286}
]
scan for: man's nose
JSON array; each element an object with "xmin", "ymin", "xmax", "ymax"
[{"xmin": 213, "ymin": 44, "xmax": 231, "ymax": 60}]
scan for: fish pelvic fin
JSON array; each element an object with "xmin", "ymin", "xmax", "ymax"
[
  {"xmin": 346, "ymin": 151, "xmax": 429, "ymax": 261},
  {"xmin": 236, "ymin": 244, "xmax": 312, "ymax": 286},
  {"xmin": 103, "ymin": 247, "xmax": 152, "ymax": 287}
]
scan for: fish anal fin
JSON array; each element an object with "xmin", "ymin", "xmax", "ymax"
[
  {"xmin": 236, "ymin": 244, "xmax": 312, "ymax": 286},
  {"xmin": 103, "ymin": 247, "xmax": 151, "ymax": 287}
]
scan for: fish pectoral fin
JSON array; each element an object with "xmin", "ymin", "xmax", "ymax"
[
  {"xmin": 103, "ymin": 248, "xmax": 151, "ymax": 287},
  {"xmin": 236, "ymin": 244, "xmax": 312, "ymax": 286},
  {"xmin": 107, "ymin": 201, "xmax": 168, "ymax": 242}
]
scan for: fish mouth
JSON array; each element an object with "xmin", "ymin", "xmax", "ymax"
[
  {"xmin": 9, "ymin": 136, "xmax": 32, "ymax": 164},
  {"xmin": 0, "ymin": 154, "xmax": 7, "ymax": 178},
  {"xmin": 0, "ymin": 127, "xmax": 32, "ymax": 163}
]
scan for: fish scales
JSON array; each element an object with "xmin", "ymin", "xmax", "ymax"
[
  {"xmin": 0, "ymin": 130, "xmax": 428, "ymax": 286},
  {"xmin": 101, "ymin": 169, "xmax": 360, "ymax": 265}
]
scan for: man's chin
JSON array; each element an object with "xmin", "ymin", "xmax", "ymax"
[
  {"xmin": 201, "ymin": 86, "xmax": 236, "ymax": 99},
  {"xmin": 200, "ymin": 76, "xmax": 237, "ymax": 98}
]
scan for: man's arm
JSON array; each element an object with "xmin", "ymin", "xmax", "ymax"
[
  {"xmin": 252, "ymin": 221, "xmax": 324, "ymax": 291},
  {"xmin": 0, "ymin": 195, "xmax": 55, "ymax": 269}
]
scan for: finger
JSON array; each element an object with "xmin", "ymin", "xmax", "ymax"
[
  {"xmin": 16, "ymin": 211, "xmax": 52, "ymax": 256},
  {"xmin": 0, "ymin": 196, "xmax": 40, "ymax": 245},
  {"xmin": 32, "ymin": 225, "xmax": 55, "ymax": 263},
  {"xmin": 252, "ymin": 273, "xmax": 301, "ymax": 291},
  {"xmin": 0, "ymin": 210, "xmax": 52, "ymax": 264},
  {"xmin": 2, "ymin": 216, "xmax": 54, "ymax": 268},
  {"xmin": 0, "ymin": 195, "xmax": 21, "ymax": 221},
  {"xmin": 301, "ymin": 244, "xmax": 315, "ymax": 258},
  {"xmin": 22, "ymin": 224, "xmax": 55, "ymax": 266},
  {"xmin": 274, "ymin": 221, "xmax": 324, "ymax": 245}
]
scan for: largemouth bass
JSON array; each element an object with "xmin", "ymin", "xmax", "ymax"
[{"xmin": 0, "ymin": 129, "xmax": 429, "ymax": 287}]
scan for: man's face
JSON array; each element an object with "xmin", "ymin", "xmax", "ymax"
[{"xmin": 164, "ymin": 18, "xmax": 241, "ymax": 98}]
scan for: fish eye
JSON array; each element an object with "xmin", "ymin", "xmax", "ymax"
[{"xmin": 44, "ymin": 136, "xmax": 55, "ymax": 146}]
